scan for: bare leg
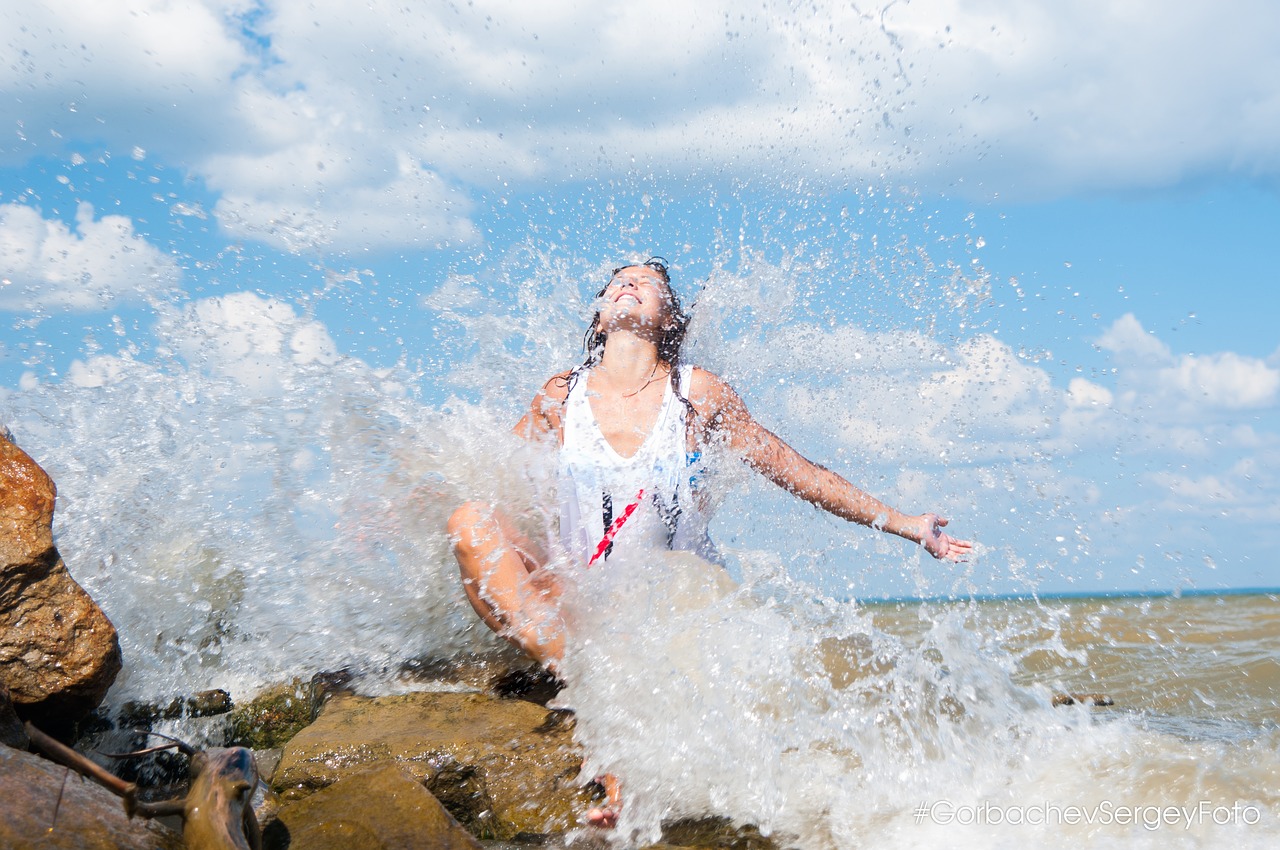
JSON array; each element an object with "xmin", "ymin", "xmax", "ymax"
[
  {"xmin": 450, "ymin": 502, "xmax": 620, "ymax": 827},
  {"xmin": 448, "ymin": 501, "xmax": 565, "ymax": 670}
]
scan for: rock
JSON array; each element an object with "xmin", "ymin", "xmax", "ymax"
[
  {"xmin": 0, "ymin": 431, "xmax": 55, "ymax": 566},
  {"xmin": 255, "ymin": 747, "xmax": 284, "ymax": 783},
  {"xmin": 399, "ymin": 652, "xmax": 563, "ymax": 705},
  {"xmin": 119, "ymin": 689, "xmax": 235, "ymax": 728},
  {"xmin": 1, "ymin": 682, "xmax": 28, "ymax": 748},
  {"xmin": 272, "ymin": 691, "xmax": 596, "ymax": 841},
  {"xmin": 658, "ymin": 815, "xmax": 781, "ymax": 849},
  {"xmin": 1052, "ymin": 692, "xmax": 1115, "ymax": 707},
  {"xmin": 488, "ymin": 665, "xmax": 565, "ymax": 706},
  {"xmin": 0, "ymin": 742, "xmax": 183, "ymax": 850},
  {"xmin": 228, "ymin": 677, "xmax": 330, "ymax": 751},
  {"xmin": 0, "ymin": 434, "xmax": 122, "ymax": 735},
  {"xmin": 263, "ymin": 762, "xmax": 484, "ymax": 850}
]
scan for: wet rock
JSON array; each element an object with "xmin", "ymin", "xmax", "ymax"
[
  {"xmin": 0, "ymin": 434, "xmax": 122, "ymax": 735},
  {"xmin": 0, "ymin": 742, "xmax": 183, "ymax": 850},
  {"xmin": 398, "ymin": 651, "xmax": 560, "ymax": 701},
  {"xmin": 489, "ymin": 665, "xmax": 565, "ymax": 706},
  {"xmin": 263, "ymin": 762, "xmax": 483, "ymax": 850},
  {"xmin": 119, "ymin": 689, "xmax": 235, "ymax": 728},
  {"xmin": 255, "ymin": 747, "xmax": 284, "ymax": 782},
  {"xmin": 1052, "ymin": 692, "xmax": 1115, "ymax": 707},
  {"xmin": 658, "ymin": 815, "xmax": 781, "ymax": 849},
  {"xmin": 228, "ymin": 677, "xmax": 331, "ymax": 751},
  {"xmin": 1, "ymin": 682, "xmax": 28, "ymax": 748},
  {"xmin": 398, "ymin": 653, "xmax": 509, "ymax": 688},
  {"xmin": 272, "ymin": 691, "xmax": 596, "ymax": 841}
]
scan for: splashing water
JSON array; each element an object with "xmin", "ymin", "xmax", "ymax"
[
  {"xmin": 1, "ymin": 243, "xmax": 1277, "ymax": 848},
  {"xmin": 557, "ymin": 552, "xmax": 1278, "ymax": 847},
  {"xmin": 5, "ymin": 291, "xmax": 532, "ymax": 700}
]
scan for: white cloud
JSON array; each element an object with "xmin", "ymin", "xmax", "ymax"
[
  {"xmin": 0, "ymin": 1, "xmax": 255, "ymax": 164},
  {"xmin": 755, "ymin": 324, "xmax": 1060, "ymax": 465},
  {"xmin": 155, "ymin": 292, "xmax": 342, "ymax": 393},
  {"xmin": 920, "ymin": 335, "xmax": 1059, "ymax": 437},
  {"xmin": 6, "ymin": 0, "xmax": 1280, "ymax": 253},
  {"xmin": 0, "ymin": 202, "xmax": 181, "ymax": 312},
  {"xmin": 1097, "ymin": 313, "xmax": 1173, "ymax": 362},
  {"xmin": 1067, "ymin": 378, "xmax": 1113, "ymax": 409},
  {"xmin": 1100, "ymin": 313, "xmax": 1280, "ymax": 411},
  {"xmin": 714, "ymin": 301, "xmax": 1279, "ymax": 578},
  {"xmin": 67, "ymin": 353, "xmax": 136, "ymax": 389},
  {"xmin": 1161, "ymin": 352, "xmax": 1280, "ymax": 410},
  {"xmin": 211, "ymin": 152, "xmax": 479, "ymax": 253},
  {"xmin": 1147, "ymin": 451, "xmax": 1280, "ymax": 522},
  {"xmin": 880, "ymin": 0, "xmax": 1280, "ymax": 195}
]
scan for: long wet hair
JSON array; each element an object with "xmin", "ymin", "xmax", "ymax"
[{"xmin": 562, "ymin": 256, "xmax": 695, "ymax": 411}]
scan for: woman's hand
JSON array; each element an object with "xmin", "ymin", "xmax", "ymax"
[{"xmin": 917, "ymin": 514, "xmax": 973, "ymax": 562}]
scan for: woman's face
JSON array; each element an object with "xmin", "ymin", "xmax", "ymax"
[{"xmin": 596, "ymin": 265, "xmax": 675, "ymax": 333}]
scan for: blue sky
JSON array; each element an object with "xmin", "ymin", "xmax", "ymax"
[{"xmin": 2, "ymin": 1, "xmax": 1278, "ymax": 596}]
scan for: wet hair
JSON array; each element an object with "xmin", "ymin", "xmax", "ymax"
[{"xmin": 562, "ymin": 256, "xmax": 695, "ymax": 413}]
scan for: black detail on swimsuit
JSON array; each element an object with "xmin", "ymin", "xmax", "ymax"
[
  {"xmin": 653, "ymin": 490, "xmax": 681, "ymax": 549},
  {"xmin": 599, "ymin": 488, "xmax": 682, "ymax": 557},
  {"xmin": 601, "ymin": 491, "xmax": 614, "ymax": 561}
]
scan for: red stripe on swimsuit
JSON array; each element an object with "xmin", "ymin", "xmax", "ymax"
[{"xmin": 588, "ymin": 488, "xmax": 645, "ymax": 566}]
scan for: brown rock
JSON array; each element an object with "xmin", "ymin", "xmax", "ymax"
[
  {"xmin": 272, "ymin": 691, "xmax": 596, "ymax": 841},
  {"xmin": 0, "ymin": 742, "xmax": 183, "ymax": 850},
  {"xmin": 264, "ymin": 762, "xmax": 484, "ymax": 850},
  {"xmin": 0, "ymin": 434, "xmax": 122, "ymax": 733},
  {"xmin": 0, "ymin": 429, "xmax": 56, "ymax": 565}
]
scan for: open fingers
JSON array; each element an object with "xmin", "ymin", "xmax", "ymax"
[{"xmin": 940, "ymin": 534, "xmax": 974, "ymax": 561}]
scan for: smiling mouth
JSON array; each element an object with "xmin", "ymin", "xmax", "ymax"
[{"xmin": 615, "ymin": 293, "xmax": 641, "ymax": 304}]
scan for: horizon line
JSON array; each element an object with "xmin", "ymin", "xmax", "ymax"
[{"xmin": 854, "ymin": 586, "xmax": 1280, "ymax": 606}]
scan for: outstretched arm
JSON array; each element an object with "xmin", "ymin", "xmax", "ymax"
[{"xmin": 690, "ymin": 370, "xmax": 972, "ymax": 561}]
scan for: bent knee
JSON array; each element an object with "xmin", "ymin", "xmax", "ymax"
[{"xmin": 447, "ymin": 500, "xmax": 496, "ymax": 551}]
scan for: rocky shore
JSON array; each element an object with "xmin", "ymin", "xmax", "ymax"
[{"xmin": 1, "ymin": 430, "xmax": 778, "ymax": 849}]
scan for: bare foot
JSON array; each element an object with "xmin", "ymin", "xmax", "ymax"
[{"xmin": 586, "ymin": 773, "xmax": 621, "ymax": 828}]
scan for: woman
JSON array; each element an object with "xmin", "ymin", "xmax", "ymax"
[{"xmin": 448, "ymin": 257, "xmax": 972, "ymax": 826}]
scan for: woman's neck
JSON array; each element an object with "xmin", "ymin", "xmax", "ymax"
[{"xmin": 596, "ymin": 331, "xmax": 666, "ymax": 391}]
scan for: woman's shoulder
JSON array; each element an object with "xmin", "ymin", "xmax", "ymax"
[
  {"xmin": 683, "ymin": 366, "xmax": 740, "ymax": 412},
  {"xmin": 685, "ymin": 365, "xmax": 732, "ymax": 395},
  {"xmin": 535, "ymin": 369, "xmax": 577, "ymax": 402}
]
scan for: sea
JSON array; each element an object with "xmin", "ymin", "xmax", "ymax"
[{"xmin": 1, "ymin": 255, "xmax": 1276, "ymax": 849}]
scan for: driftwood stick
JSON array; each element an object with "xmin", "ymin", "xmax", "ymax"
[
  {"xmin": 24, "ymin": 722, "xmax": 138, "ymax": 801},
  {"xmin": 97, "ymin": 742, "xmax": 187, "ymax": 759},
  {"xmin": 132, "ymin": 798, "xmax": 188, "ymax": 818},
  {"xmin": 124, "ymin": 728, "xmax": 198, "ymax": 756}
]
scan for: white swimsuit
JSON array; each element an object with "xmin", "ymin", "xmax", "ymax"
[{"xmin": 559, "ymin": 364, "xmax": 716, "ymax": 564}]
